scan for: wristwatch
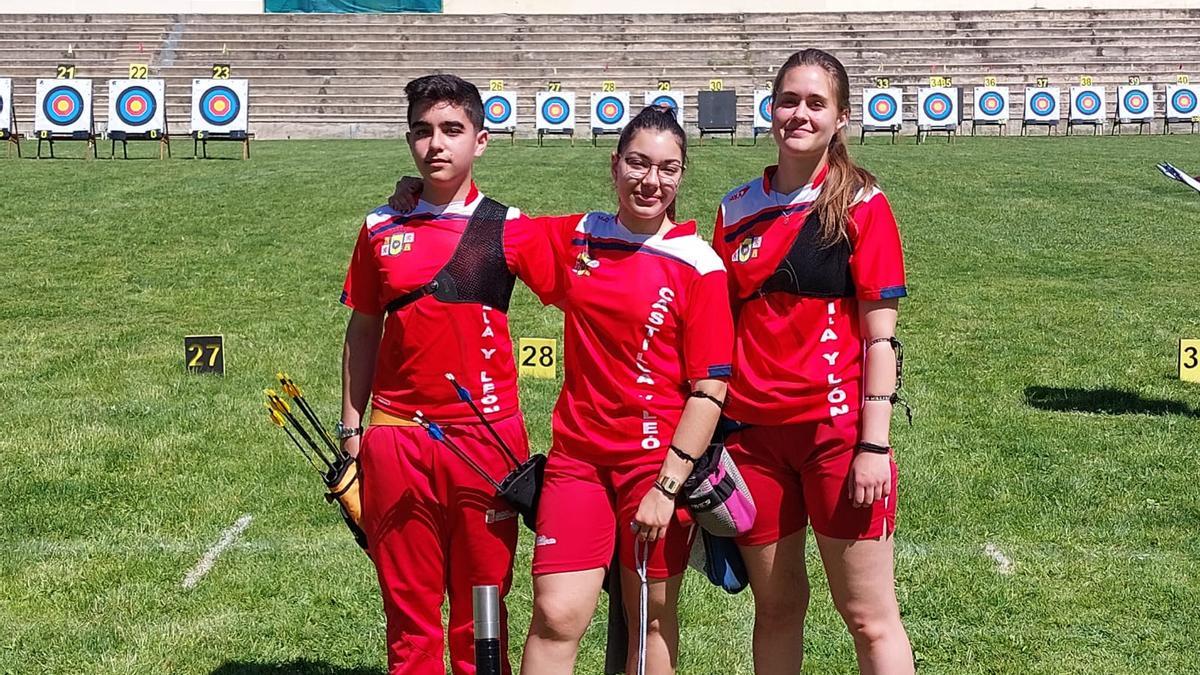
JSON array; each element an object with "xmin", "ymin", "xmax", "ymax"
[{"xmin": 335, "ymin": 421, "xmax": 363, "ymax": 441}]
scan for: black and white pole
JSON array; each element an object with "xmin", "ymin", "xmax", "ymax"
[{"xmin": 473, "ymin": 584, "xmax": 502, "ymax": 675}]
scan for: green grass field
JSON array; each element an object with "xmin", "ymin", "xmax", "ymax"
[{"xmin": 2, "ymin": 133, "xmax": 1199, "ymax": 674}]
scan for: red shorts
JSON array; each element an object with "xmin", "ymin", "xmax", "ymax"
[
  {"xmin": 725, "ymin": 413, "xmax": 897, "ymax": 546},
  {"xmin": 532, "ymin": 447, "xmax": 695, "ymax": 580}
]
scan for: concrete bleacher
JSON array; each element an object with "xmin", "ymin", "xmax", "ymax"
[{"xmin": 1, "ymin": 9, "xmax": 1198, "ymax": 139}]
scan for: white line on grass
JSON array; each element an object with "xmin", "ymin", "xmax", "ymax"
[
  {"xmin": 182, "ymin": 514, "xmax": 253, "ymax": 590},
  {"xmin": 983, "ymin": 542, "xmax": 1015, "ymax": 575}
]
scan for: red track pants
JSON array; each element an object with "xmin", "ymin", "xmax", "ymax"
[{"xmin": 358, "ymin": 414, "xmax": 528, "ymax": 675}]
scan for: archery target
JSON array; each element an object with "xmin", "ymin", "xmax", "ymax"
[
  {"xmin": 642, "ymin": 90, "xmax": 684, "ymax": 126},
  {"xmin": 35, "ymin": 79, "xmax": 93, "ymax": 134},
  {"xmin": 1069, "ymin": 86, "xmax": 1106, "ymax": 122},
  {"xmin": 191, "ymin": 79, "xmax": 248, "ymax": 134},
  {"xmin": 1167, "ymin": 84, "xmax": 1199, "ymax": 118},
  {"xmin": 590, "ymin": 91, "xmax": 630, "ymax": 131},
  {"xmin": 107, "ymin": 79, "xmax": 165, "ymax": 134},
  {"xmin": 535, "ymin": 91, "xmax": 575, "ymax": 132},
  {"xmin": 753, "ymin": 89, "xmax": 772, "ymax": 130},
  {"xmin": 0, "ymin": 78, "xmax": 11, "ymax": 134},
  {"xmin": 1117, "ymin": 84, "xmax": 1154, "ymax": 120},
  {"xmin": 482, "ymin": 91, "xmax": 517, "ymax": 132},
  {"xmin": 917, "ymin": 87, "xmax": 959, "ymax": 127},
  {"xmin": 862, "ymin": 88, "xmax": 902, "ymax": 126},
  {"xmin": 1023, "ymin": 87, "xmax": 1060, "ymax": 122},
  {"xmin": 973, "ymin": 86, "xmax": 1009, "ymax": 122}
]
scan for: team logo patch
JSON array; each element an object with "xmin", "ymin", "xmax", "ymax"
[
  {"xmin": 728, "ymin": 185, "xmax": 750, "ymax": 203},
  {"xmin": 573, "ymin": 251, "xmax": 599, "ymax": 275},
  {"xmin": 381, "ymin": 231, "xmax": 415, "ymax": 256},
  {"xmin": 732, "ymin": 236, "xmax": 762, "ymax": 263}
]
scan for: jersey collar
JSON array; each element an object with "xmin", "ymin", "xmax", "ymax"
[
  {"xmin": 412, "ymin": 181, "xmax": 481, "ymax": 218},
  {"xmin": 762, "ymin": 163, "xmax": 829, "ymax": 197}
]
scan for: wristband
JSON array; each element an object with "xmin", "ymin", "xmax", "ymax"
[
  {"xmin": 669, "ymin": 444, "xmax": 695, "ymax": 464},
  {"xmin": 855, "ymin": 440, "xmax": 891, "ymax": 455}
]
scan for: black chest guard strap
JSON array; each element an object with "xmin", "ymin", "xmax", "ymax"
[
  {"xmin": 751, "ymin": 208, "xmax": 856, "ymax": 301},
  {"xmin": 384, "ymin": 197, "xmax": 517, "ymax": 314}
]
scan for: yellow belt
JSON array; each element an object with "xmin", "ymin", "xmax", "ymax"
[{"xmin": 369, "ymin": 408, "xmax": 419, "ymax": 427}]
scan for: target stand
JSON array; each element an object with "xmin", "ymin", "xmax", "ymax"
[
  {"xmin": 1163, "ymin": 116, "xmax": 1198, "ymax": 135},
  {"xmin": 971, "ymin": 119, "xmax": 1007, "ymax": 136},
  {"xmin": 36, "ymin": 130, "xmax": 98, "ymax": 159},
  {"xmin": 860, "ymin": 123, "xmax": 900, "ymax": 144},
  {"xmin": 916, "ymin": 124, "xmax": 956, "ymax": 144},
  {"xmin": 111, "ymin": 127, "xmax": 171, "ymax": 159},
  {"xmin": 1067, "ymin": 118, "xmax": 1103, "ymax": 135},
  {"xmin": 1112, "ymin": 115, "xmax": 1151, "ymax": 135},
  {"xmin": 1020, "ymin": 118, "xmax": 1058, "ymax": 136},
  {"xmin": 192, "ymin": 130, "xmax": 253, "ymax": 160},
  {"xmin": 537, "ymin": 127, "xmax": 574, "ymax": 147},
  {"xmin": 1, "ymin": 119, "xmax": 24, "ymax": 158}
]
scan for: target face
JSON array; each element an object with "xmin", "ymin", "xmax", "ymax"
[
  {"xmin": 862, "ymin": 89, "xmax": 902, "ymax": 126},
  {"xmin": 922, "ymin": 92, "xmax": 953, "ymax": 121},
  {"xmin": 108, "ymin": 79, "xmax": 165, "ymax": 134},
  {"xmin": 649, "ymin": 95, "xmax": 676, "ymax": 111},
  {"xmin": 596, "ymin": 96, "xmax": 625, "ymax": 124},
  {"xmin": 34, "ymin": 79, "xmax": 93, "ymax": 134},
  {"xmin": 543, "ymin": 97, "xmax": 569, "ymax": 124},
  {"xmin": 0, "ymin": 78, "xmax": 8, "ymax": 131},
  {"xmin": 1170, "ymin": 85, "xmax": 1198, "ymax": 115},
  {"xmin": 1075, "ymin": 90, "xmax": 1102, "ymax": 116},
  {"xmin": 1118, "ymin": 85, "xmax": 1153, "ymax": 120},
  {"xmin": 536, "ymin": 91, "xmax": 575, "ymax": 131},
  {"xmin": 1024, "ymin": 87, "xmax": 1060, "ymax": 122},
  {"xmin": 590, "ymin": 91, "xmax": 630, "ymax": 131},
  {"xmin": 757, "ymin": 94, "xmax": 772, "ymax": 124},
  {"xmin": 118, "ymin": 86, "xmax": 155, "ymax": 125},
  {"xmin": 45, "ymin": 86, "xmax": 83, "ymax": 126},
  {"xmin": 200, "ymin": 86, "xmax": 239, "ymax": 126},
  {"xmin": 191, "ymin": 79, "xmax": 248, "ymax": 134},
  {"xmin": 979, "ymin": 91, "xmax": 1005, "ymax": 115},
  {"xmin": 1031, "ymin": 92, "xmax": 1056, "ymax": 115},
  {"xmin": 482, "ymin": 91, "xmax": 517, "ymax": 131}
]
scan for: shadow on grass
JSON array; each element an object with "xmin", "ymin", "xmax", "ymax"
[
  {"xmin": 1024, "ymin": 386, "xmax": 1198, "ymax": 417},
  {"xmin": 211, "ymin": 660, "xmax": 384, "ymax": 675}
]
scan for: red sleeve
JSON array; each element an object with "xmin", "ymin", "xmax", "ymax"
[
  {"xmin": 682, "ymin": 269, "xmax": 734, "ymax": 382},
  {"xmin": 504, "ymin": 213, "xmax": 581, "ymax": 306},
  {"xmin": 849, "ymin": 191, "xmax": 908, "ymax": 301},
  {"xmin": 340, "ymin": 224, "xmax": 383, "ymax": 314}
]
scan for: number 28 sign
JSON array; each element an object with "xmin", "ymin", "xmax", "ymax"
[{"xmin": 518, "ymin": 337, "xmax": 557, "ymax": 379}]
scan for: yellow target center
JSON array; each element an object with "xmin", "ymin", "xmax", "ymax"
[
  {"xmin": 212, "ymin": 99, "xmax": 228, "ymax": 113},
  {"xmin": 129, "ymin": 100, "xmax": 144, "ymax": 113},
  {"xmin": 55, "ymin": 100, "xmax": 70, "ymax": 113}
]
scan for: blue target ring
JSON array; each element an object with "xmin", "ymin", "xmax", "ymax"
[
  {"xmin": 650, "ymin": 95, "xmax": 678, "ymax": 111},
  {"xmin": 758, "ymin": 95, "xmax": 773, "ymax": 122},
  {"xmin": 43, "ymin": 85, "xmax": 84, "ymax": 126},
  {"xmin": 1172, "ymin": 88, "xmax": 1197, "ymax": 114},
  {"xmin": 1075, "ymin": 90, "xmax": 1101, "ymax": 116},
  {"xmin": 978, "ymin": 91, "xmax": 1005, "ymax": 116},
  {"xmin": 1123, "ymin": 89, "xmax": 1148, "ymax": 115},
  {"xmin": 116, "ymin": 85, "xmax": 156, "ymax": 126},
  {"xmin": 868, "ymin": 93, "xmax": 897, "ymax": 122},
  {"xmin": 1030, "ymin": 91, "xmax": 1057, "ymax": 116},
  {"xmin": 484, "ymin": 95, "xmax": 512, "ymax": 125},
  {"xmin": 199, "ymin": 85, "xmax": 240, "ymax": 127},
  {"xmin": 922, "ymin": 92, "xmax": 953, "ymax": 121},
  {"xmin": 541, "ymin": 95, "xmax": 570, "ymax": 125},
  {"xmin": 595, "ymin": 95, "xmax": 625, "ymax": 125}
]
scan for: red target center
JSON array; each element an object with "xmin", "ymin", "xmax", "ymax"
[
  {"xmin": 548, "ymin": 104, "xmax": 563, "ymax": 117},
  {"xmin": 931, "ymin": 100, "xmax": 946, "ymax": 113},
  {"xmin": 490, "ymin": 103, "xmax": 505, "ymax": 115},
  {"xmin": 54, "ymin": 98, "xmax": 73, "ymax": 113},
  {"xmin": 210, "ymin": 98, "xmax": 229, "ymax": 113},
  {"xmin": 602, "ymin": 103, "xmax": 618, "ymax": 116},
  {"xmin": 127, "ymin": 98, "xmax": 145, "ymax": 113}
]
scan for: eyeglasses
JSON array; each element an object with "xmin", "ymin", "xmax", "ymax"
[{"xmin": 621, "ymin": 155, "xmax": 685, "ymax": 186}]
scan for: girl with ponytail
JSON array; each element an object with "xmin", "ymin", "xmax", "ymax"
[{"xmin": 711, "ymin": 49, "xmax": 915, "ymax": 673}]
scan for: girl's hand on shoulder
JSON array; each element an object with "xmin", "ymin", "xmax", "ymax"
[
  {"xmin": 388, "ymin": 176, "xmax": 424, "ymax": 212},
  {"xmin": 848, "ymin": 451, "xmax": 892, "ymax": 508}
]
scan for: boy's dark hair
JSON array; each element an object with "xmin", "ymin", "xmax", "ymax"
[{"xmin": 404, "ymin": 74, "xmax": 484, "ymax": 130}]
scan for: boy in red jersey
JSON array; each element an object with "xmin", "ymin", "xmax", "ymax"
[
  {"xmin": 713, "ymin": 50, "xmax": 914, "ymax": 674},
  {"xmin": 338, "ymin": 74, "xmax": 561, "ymax": 675}
]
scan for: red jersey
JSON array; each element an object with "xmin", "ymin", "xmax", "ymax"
[
  {"xmin": 538, "ymin": 212, "xmax": 734, "ymax": 465},
  {"xmin": 713, "ymin": 166, "xmax": 907, "ymax": 426},
  {"xmin": 341, "ymin": 184, "xmax": 562, "ymax": 424}
]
